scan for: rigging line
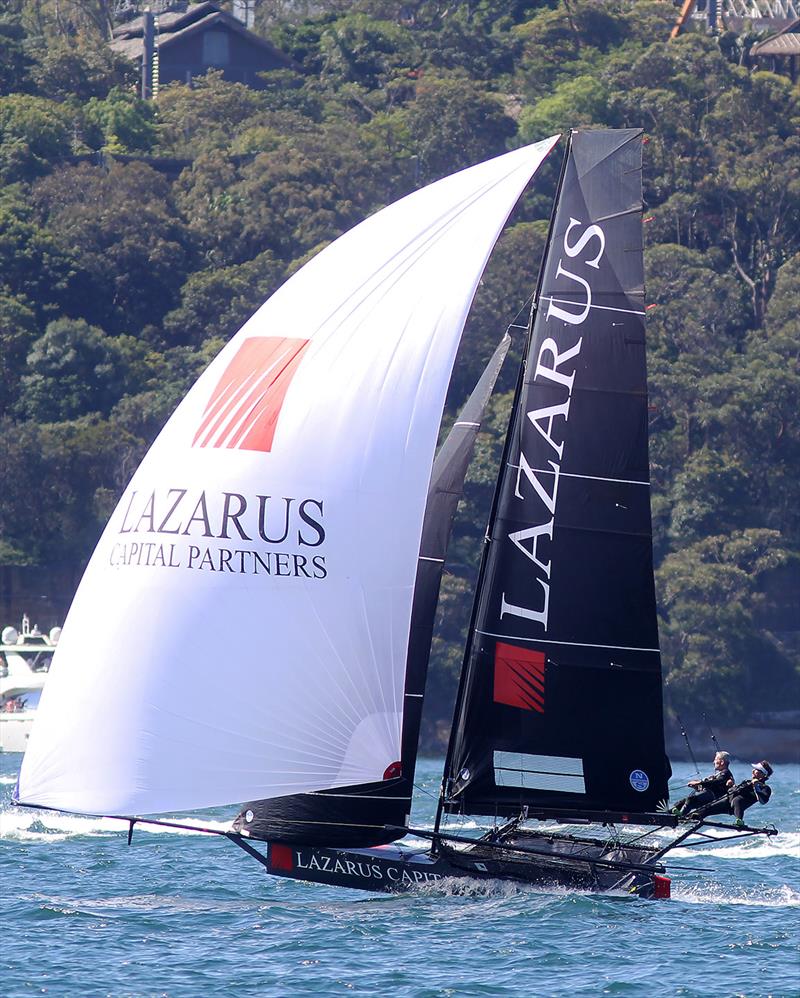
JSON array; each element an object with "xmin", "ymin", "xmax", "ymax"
[
  {"xmin": 412, "ymin": 782, "xmax": 440, "ymax": 800},
  {"xmin": 674, "ymin": 711, "xmax": 701, "ymax": 775},
  {"xmin": 703, "ymin": 713, "xmax": 721, "ymax": 753},
  {"xmin": 387, "ymin": 825, "xmax": 667, "ymax": 876}
]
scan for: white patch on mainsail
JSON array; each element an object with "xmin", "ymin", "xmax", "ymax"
[{"xmin": 17, "ymin": 137, "xmax": 559, "ymax": 815}]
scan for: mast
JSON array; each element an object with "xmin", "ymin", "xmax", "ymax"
[
  {"xmin": 435, "ymin": 137, "xmax": 572, "ymax": 835},
  {"xmin": 439, "ymin": 129, "xmax": 670, "ymax": 823}
]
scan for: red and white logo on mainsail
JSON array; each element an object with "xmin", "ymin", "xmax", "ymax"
[
  {"xmin": 493, "ymin": 641, "xmax": 545, "ymax": 713},
  {"xmin": 193, "ymin": 336, "xmax": 310, "ymax": 452}
]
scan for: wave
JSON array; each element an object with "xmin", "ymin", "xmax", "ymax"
[
  {"xmin": 0, "ymin": 807, "xmax": 233, "ymax": 842},
  {"xmin": 672, "ymin": 882, "xmax": 800, "ymax": 908},
  {"xmin": 671, "ymin": 831, "xmax": 800, "ymax": 861}
]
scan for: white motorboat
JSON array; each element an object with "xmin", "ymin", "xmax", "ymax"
[{"xmin": 0, "ymin": 615, "xmax": 60, "ymax": 753}]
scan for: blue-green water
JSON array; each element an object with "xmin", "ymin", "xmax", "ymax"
[{"xmin": 2, "ymin": 755, "xmax": 798, "ymax": 997}]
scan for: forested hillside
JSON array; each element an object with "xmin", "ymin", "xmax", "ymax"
[{"xmin": 0, "ymin": 0, "xmax": 798, "ymax": 738}]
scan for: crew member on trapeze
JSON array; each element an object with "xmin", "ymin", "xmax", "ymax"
[
  {"xmin": 672, "ymin": 750, "xmax": 735, "ymax": 816},
  {"xmin": 693, "ymin": 760, "xmax": 774, "ymax": 827}
]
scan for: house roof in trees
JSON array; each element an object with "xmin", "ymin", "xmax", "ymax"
[
  {"xmin": 110, "ymin": 2, "xmax": 296, "ymax": 67},
  {"xmin": 750, "ymin": 17, "xmax": 800, "ymax": 55}
]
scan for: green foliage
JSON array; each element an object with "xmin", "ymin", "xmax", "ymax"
[
  {"xmin": 32, "ymin": 161, "xmax": 190, "ymax": 334},
  {"xmin": 0, "ymin": 93, "xmax": 72, "ymax": 181},
  {"xmin": 659, "ymin": 531, "xmax": 799, "ymax": 719},
  {"xmin": 17, "ymin": 317, "xmax": 152, "ymax": 421},
  {"xmin": 0, "ymin": 0, "xmax": 798, "ymax": 729},
  {"xmin": 317, "ymin": 13, "xmax": 420, "ymax": 90},
  {"xmin": 162, "ymin": 250, "xmax": 284, "ymax": 347},
  {"xmin": 82, "ymin": 87, "xmax": 156, "ymax": 153},
  {"xmin": 156, "ymin": 71, "xmax": 266, "ymax": 157},
  {"xmin": 0, "ymin": 183, "xmax": 72, "ymax": 315},
  {"xmin": 367, "ymin": 74, "xmax": 517, "ymax": 185},
  {"xmin": 518, "ymin": 74, "xmax": 610, "ymax": 140},
  {"xmin": 0, "ymin": 15, "xmax": 33, "ymax": 97},
  {"xmin": 27, "ymin": 35, "xmax": 135, "ymax": 101}
]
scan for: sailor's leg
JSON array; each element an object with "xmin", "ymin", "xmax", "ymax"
[
  {"xmin": 730, "ymin": 794, "xmax": 748, "ymax": 820},
  {"xmin": 679, "ymin": 789, "xmax": 713, "ymax": 815},
  {"xmin": 692, "ymin": 799, "xmax": 731, "ymax": 820}
]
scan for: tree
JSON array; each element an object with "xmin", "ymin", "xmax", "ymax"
[
  {"xmin": 365, "ymin": 74, "xmax": 517, "ymax": 186},
  {"xmin": 0, "ymin": 414, "xmax": 141, "ymax": 564},
  {"xmin": 156, "ymin": 71, "xmax": 266, "ymax": 158},
  {"xmin": 17, "ymin": 317, "xmax": 153, "ymax": 421},
  {"xmin": 704, "ymin": 72, "xmax": 800, "ymax": 324},
  {"xmin": 0, "ymin": 182, "xmax": 72, "ymax": 317},
  {"xmin": 32, "ymin": 162, "xmax": 191, "ymax": 334},
  {"xmin": 0, "ymin": 293, "xmax": 37, "ymax": 414},
  {"xmin": 659, "ymin": 530, "xmax": 799, "ymax": 720},
  {"xmin": 0, "ymin": 93, "xmax": 72, "ymax": 182},
  {"xmin": 0, "ymin": 14, "xmax": 33, "ymax": 97},
  {"xmin": 82, "ymin": 88, "xmax": 156, "ymax": 153},
  {"xmin": 27, "ymin": 34, "xmax": 135, "ymax": 101},
  {"xmin": 162, "ymin": 249, "xmax": 285, "ymax": 347}
]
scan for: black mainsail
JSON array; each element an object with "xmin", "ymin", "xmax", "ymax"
[
  {"xmin": 232, "ymin": 335, "xmax": 512, "ymax": 845},
  {"xmin": 441, "ymin": 129, "xmax": 670, "ymax": 820}
]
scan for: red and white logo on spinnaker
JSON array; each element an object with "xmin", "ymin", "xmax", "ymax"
[{"xmin": 193, "ymin": 337, "xmax": 309, "ymax": 453}]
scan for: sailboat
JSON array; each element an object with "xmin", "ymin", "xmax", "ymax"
[{"xmin": 14, "ymin": 130, "xmax": 776, "ymax": 899}]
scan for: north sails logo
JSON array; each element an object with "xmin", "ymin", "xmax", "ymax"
[{"xmin": 193, "ymin": 336, "xmax": 309, "ymax": 452}]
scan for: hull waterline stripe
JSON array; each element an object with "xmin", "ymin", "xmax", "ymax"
[{"xmin": 477, "ymin": 630, "xmax": 660, "ymax": 654}]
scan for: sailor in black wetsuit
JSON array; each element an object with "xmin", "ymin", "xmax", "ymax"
[
  {"xmin": 693, "ymin": 760, "xmax": 773, "ymax": 826},
  {"xmin": 672, "ymin": 751, "xmax": 734, "ymax": 816}
]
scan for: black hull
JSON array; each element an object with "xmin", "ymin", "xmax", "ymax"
[{"xmin": 254, "ymin": 833, "xmax": 670, "ymax": 899}]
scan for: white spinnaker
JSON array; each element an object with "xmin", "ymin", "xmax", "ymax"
[{"xmin": 17, "ymin": 138, "xmax": 558, "ymax": 815}]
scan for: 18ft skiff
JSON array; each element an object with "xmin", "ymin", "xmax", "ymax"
[{"xmin": 15, "ymin": 130, "xmax": 776, "ymax": 899}]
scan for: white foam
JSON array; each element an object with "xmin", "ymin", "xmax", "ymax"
[
  {"xmin": 0, "ymin": 807, "xmax": 232, "ymax": 842},
  {"xmin": 672, "ymin": 882, "xmax": 800, "ymax": 908},
  {"xmin": 671, "ymin": 831, "xmax": 800, "ymax": 861}
]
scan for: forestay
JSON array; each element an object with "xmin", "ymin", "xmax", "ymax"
[{"xmin": 17, "ymin": 137, "xmax": 558, "ymax": 816}]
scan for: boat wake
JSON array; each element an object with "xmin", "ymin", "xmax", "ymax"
[
  {"xmin": 0, "ymin": 806, "xmax": 233, "ymax": 842},
  {"xmin": 671, "ymin": 831, "xmax": 800, "ymax": 861},
  {"xmin": 671, "ymin": 882, "xmax": 800, "ymax": 908}
]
